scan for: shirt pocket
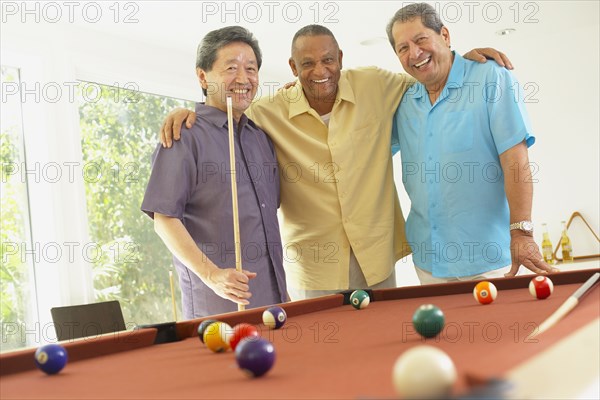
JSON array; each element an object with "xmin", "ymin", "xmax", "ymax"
[{"xmin": 442, "ymin": 111, "xmax": 474, "ymax": 153}]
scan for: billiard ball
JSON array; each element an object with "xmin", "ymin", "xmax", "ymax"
[
  {"xmin": 349, "ymin": 290, "xmax": 370, "ymax": 310},
  {"xmin": 34, "ymin": 344, "xmax": 68, "ymax": 375},
  {"xmin": 197, "ymin": 319, "xmax": 218, "ymax": 343},
  {"xmin": 203, "ymin": 321, "xmax": 233, "ymax": 353},
  {"xmin": 473, "ymin": 281, "xmax": 497, "ymax": 305},
  {"xmin": 235, "ymin": 337, "xmax": 276, "ymax": 377},
  {"xmin": 262, "ymin": 306, "xmax": 287, "ymax": 329},
  {"xmin": 392, "ymin": 345, "xmax": 457, "ymax": 399},
  {"xmin": 229, "ymin": 323, "xmax": 260, "ymax": 351},
  {"xmin": 529, "ymin": 276, "xmax": 554, "ymax": 299},
  {"xmin": 412, "ymin": 304, "xmax": 445, "ymax": 338}
]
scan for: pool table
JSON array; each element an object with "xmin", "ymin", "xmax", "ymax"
[{"xmin": 1, "ymin": 268, "xmax": 599, "ymax": 399}]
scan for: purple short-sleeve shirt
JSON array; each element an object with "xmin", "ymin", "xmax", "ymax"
[{"xmin": 141, "ymin": 104, "xmax": 286, "ymax": 318}]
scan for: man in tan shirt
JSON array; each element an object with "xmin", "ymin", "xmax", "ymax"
[{"xmin": 160, "ymin": 25, "xmax": 509, "ymax": 300}]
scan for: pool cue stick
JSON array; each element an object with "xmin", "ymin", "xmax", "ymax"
[
  {"xmin": 226, "ymin": 96, "xmax": 244, "ymax": 312},
  {"xmin": 169, "ymin": 270, "xmax": 177, "ymax": 321},
  {"xmin": 527, "ymin": 272, "xmax": 599, "ymax": 340}
]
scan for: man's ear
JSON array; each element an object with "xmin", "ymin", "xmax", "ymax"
[
  {"xmin": 441, "ymin": 26, "xmax": 451, "ymax": 48},
  {"xmin": 197, "ymin": 68, "xmax": 208, "ymax": 91},
  {"xmin": 288, "ymin": 58, "xmax": 299, "ymax": 77},
  {"xmin": 338, "ymin": 49, "xmax": 344, "ymax": 70}
]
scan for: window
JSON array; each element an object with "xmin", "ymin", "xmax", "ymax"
[
  {"xmin": 77, "ymin": 82, "xmax": 194, "ymax": 326},
  {"xmin": 1, "ymin": 66, "xmax": 39, "ymax": 351}
]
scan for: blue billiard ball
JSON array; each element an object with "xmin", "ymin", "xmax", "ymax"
[
  {"xmin": 262, "ymin": 306, "xmax": 287, "ymax": 329},
  {"xmin": 235, "ymin": 338, "xmax": 275, "ymax": 377},
  {"xmin": 34, "ymin": 344, "xmax": 68, "ymax": 375}
]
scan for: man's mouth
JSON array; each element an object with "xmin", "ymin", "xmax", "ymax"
[
  {"xmin": 414, "ymin": 57, "xmax": 431, "ymax": 69},
  {"xmin": 231, "ymin": 88, "xmax": 250, "ymax": 95},
  {"xmin": 312, "ymin": 78, "xmax": 329, "ymax": 84}
]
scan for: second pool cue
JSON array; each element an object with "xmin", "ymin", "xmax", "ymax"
[
  {"xmin": 226, "ymin": 96, "xmax": 244, "ymax": 312},
  {"xmin": 169, "ymin": 270, "xmax": 177, "ymax": 321}
]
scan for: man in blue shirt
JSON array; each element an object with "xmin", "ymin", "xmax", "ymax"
[
  {"xmin": 387, "ymin": 3, "xmax": 557, "ymax": 283},
  {"xmin": 142, "ymin": 26, "xmax": 287, "ymax": 318}
]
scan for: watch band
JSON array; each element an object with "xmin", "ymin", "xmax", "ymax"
[{"xmin": 510, "ymin": 220, "xmax": 534, "ymax": 232}]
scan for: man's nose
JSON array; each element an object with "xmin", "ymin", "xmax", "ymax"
[
  {"xmin": 409, "ymin": 42, "xmax": 422, "ymax": 59},
  {"xmin": 235, "ymin": 68, "xmax": 249, "ymax": 84}
]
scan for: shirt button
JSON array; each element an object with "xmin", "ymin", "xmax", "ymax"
[
  {"xmin": 331, "ymin": 141, "xmax": 336, "ymax": 146},
  {"xmin": 433, "ymin": 226, "xmax": 438, "ymax": 230},
  {"xmin": 429, "ymin": 179, "xmax": 433, "ymax": 184},
  {"xmin": 428, "ymin": 156, "xmax": 432, "ymax": 161},
  {"xmin": 429, "ymin": 132, "xmax": 433, "ymax": 137},
  {"xmin": 261, "ymin": 203, "xmax": 266, "ymax": 208},
  {"xmin": 344, "ymin": 218, "xmax": 349, "ymax": 223}
]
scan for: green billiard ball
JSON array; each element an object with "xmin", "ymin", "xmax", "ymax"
[
  {"xmin": 412, "ymin": 304, "xmax": 445, "ymax": 338},
  {"xmin": 350, "ymin": 290, "xmax": 370, "ymax": 310}
]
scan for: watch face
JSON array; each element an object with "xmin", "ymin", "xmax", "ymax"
[{"xmin": 522, "ymin": 221, "xmax": 534, "ymax": 231}]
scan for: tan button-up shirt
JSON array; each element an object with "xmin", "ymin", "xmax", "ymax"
[{"xmin": 247, "ymin": 67, "xmax": 415, "ymax": 290}]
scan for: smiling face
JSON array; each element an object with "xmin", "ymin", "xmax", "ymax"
[
  {"xmin": 289, "ymin": 34, "xmax": 343, "ymax": 106},
  {"xmin": 197, "ymin": 42, "xmax": 258, "ymax": 121},
  {"xmin": 391, "ymin": 17, "xmax": 453, "ymax": 92}
]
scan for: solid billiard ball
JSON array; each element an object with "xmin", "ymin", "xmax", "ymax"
[
  {"xmin": 235, "ymin": 337, "xmax": 276, "ymax": 377},
  {"xmin": 349, "ymin": 290, "xmax": 370, "ymax": 310},
  {"xmin": 529, "ymin": 276, "xmax": 554, "ymax": 299},
  {"xmin": 34, "ymin": 344, "xmax": 68, "ymax": 375},
  {"xmin": 203, "ymin": 321, "xmax": 233, "ymax": 353},
  {"xmin": 197, "ymin": 319, "xmax": 218, "ymax": 343},
  {"xmin": 473, "ymin": 281, "xmax": 497, "ymax": 305},
  {"xmin": 392, "ymin": 345, "xmax": 457, "ymax": 399},
  {"xmin": 412, "ymin": 304, "xmax": 445, "ymax": 338},
  {"xmin": 229, "ymin": 323, "xmax": 260, "ymax": 351},
  {"xmin": 262, "ymin": 306, "xmax": 287, "ymax": 329}
]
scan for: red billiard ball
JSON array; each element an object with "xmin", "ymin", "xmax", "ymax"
[
  {"xmin": 529, "ymin": 276, "xmax": 554, "ymax": 299},
  {"xmin": 229, "ymin": 323, "xmax": 260, "ymax": 351},
  {"xmin": 473, "ymin": 281, "xmax": 497, "ymax": 305}
]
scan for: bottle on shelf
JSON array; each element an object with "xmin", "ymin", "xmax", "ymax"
[
  {"xmin": 560, "ymin": 220, "xmax": 574, "ymax": 263},
  {"xmin": 541, "ymin": 223, "xmax": 554, "ymax": 264}
]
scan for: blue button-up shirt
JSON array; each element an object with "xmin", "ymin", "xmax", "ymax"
[
  {"xmin": 142, "ymin": 104, "xmax": 286, "ymax": 318},
  {"xmin": 392, "ymin": 53, "xmax": 535, "ymax": 277}
]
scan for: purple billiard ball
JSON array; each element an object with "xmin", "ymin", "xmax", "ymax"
[
  {"xmin": 235, "ymin": 338, "xmax": 275, "ymax": 378},
  {"xmin": 262, "ymin": 306, "xmax": 287, "ymax": 329},
  {"xmin": 34, "ymin": 344, "xmax": 68, "ymax": 375}
]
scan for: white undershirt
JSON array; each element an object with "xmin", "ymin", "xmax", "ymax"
[{"xmin": 320, "ymin": 112, "xmax": 331, "ymax": 127}]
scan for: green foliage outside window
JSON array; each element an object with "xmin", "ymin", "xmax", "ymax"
[
  {"xmin": 1, "ymin": 66, "xmax": 34, "ymax": 352},
  {"xmin": 78, "ymin": 83, "xmax": 194, "ymax": 326}
]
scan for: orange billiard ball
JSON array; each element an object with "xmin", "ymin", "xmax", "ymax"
[{"xmin": 473, "ymin": 281, "xmax": 497, "ymax": 305}]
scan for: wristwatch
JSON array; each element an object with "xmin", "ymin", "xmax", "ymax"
[{"xmin": 510, "ymin": 220, "xmax": 534, "ymax": 234}]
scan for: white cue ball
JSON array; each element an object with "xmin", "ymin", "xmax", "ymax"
[{"xmin": 392, "ymin": 345, "xmax": 457, "ymax": 399}]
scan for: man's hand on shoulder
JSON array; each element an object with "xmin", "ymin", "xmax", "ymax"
[
  {"xmin": 463, "ymin": 48, "xmax": 514, "ymax": 70},
  {"xmin": 160, "ymin": 108, "xmax": 196, "ymax": 148}
]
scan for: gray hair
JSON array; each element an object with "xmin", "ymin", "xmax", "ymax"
[
  {"xmin": 386, "ymin": 3, "xmax": 444, "ymax": 49},
  {"xmin": 196, "ymin": 26, "xmax": 262, "ymax": 95},
  {"xmin": 291, "ymin": 24, "xmax": 339, "ymax": 55}
]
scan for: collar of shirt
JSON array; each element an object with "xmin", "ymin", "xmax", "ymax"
[
  {"xmin": 287, "ymin": 71, "xmax": 357, "ymax": 119},
  {"xmin": 412, "ymin": 51, "xmax": 466, "ymax": 101},
  {"xmin": 194, "ymin": 102, "xmax": 254, "ymax": 133}
]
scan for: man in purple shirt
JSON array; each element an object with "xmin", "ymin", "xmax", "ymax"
[{"xmin": 141, "ymin": 26, "xmax": 286, "ymax": 318}]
